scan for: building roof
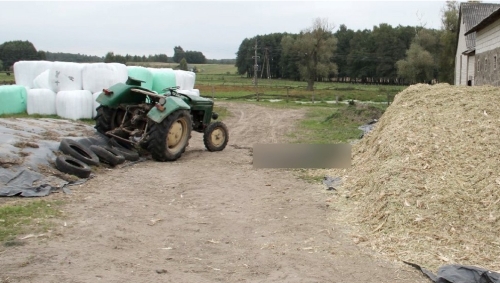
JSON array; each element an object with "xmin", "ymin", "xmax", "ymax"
[
  {"xmin": 465, "ymin": 6, "xmax": 500, "ymax": 35},
  {"xmin": 458, "ymin": 2, "xmax": 500, "ymax": 51}
]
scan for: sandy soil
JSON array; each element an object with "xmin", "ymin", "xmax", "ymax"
[{"xmin": 0, "ymin": 102, "xmax": 429, "ymax": 283}]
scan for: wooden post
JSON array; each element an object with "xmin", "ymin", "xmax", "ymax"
[
  {"xmin": 336, "ymin": 95, "xmax": 339, "ymax": 104},
  {"xmin": 312, "ymin": 89, "xmax": 315, "ymax": 103},
  {"xmin": 212, "ymin": 86, "xmax": 215, "ymax": 100}
]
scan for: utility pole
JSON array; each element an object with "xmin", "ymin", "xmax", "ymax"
[{"xmin": 252, "ymin": 39, "xmax": 260, "ymax": 101}]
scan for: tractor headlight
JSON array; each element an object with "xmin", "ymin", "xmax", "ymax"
[{"xmin": 159, "ymin": 97, "xmax": 166, "ymax": 106}]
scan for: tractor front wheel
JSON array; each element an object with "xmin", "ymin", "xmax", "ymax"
[
  {"xmin": 147, "ymin": 110, "xmax": 192, "ymax": 161},
  {"xmin": 203, "ymin": 121, "xmax": 229, "ymax": 152}
]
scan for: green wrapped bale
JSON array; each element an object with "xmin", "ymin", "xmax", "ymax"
[
  {"xmin": 151, "ymin": 68, "xmax": 176, "ymax": 94},
  {"xmin": 127, "ymin": 66, "xmax": 153, "ymax": 90},
  {"xmin": 0, "ymin": 85, "xmax": 28, "ymax": 115}
]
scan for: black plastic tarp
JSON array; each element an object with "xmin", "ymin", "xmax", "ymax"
[{"xmin": 405, "ymin": 262, "xmax": 500, "ymax": 283}]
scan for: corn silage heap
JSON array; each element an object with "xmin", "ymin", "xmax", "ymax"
[{"xmin": 336, "ymin": 83, "xmax": 500, "ymax": 271}]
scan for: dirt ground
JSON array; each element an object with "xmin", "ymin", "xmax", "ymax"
[{"xmin": 0, "ymin": 102, "xmax": 429, "ymax": 283}]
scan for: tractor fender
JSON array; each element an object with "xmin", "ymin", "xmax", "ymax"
[{"xmin": 147, "ymin": 96, "xmax": 191, "ymax": 123}]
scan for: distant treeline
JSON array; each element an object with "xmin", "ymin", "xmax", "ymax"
[
  {"xmin": 236, "ymin": 18, "xmax": 457, "ymax": 85},
  {"xmin": 0, "ymin": 40, "xmax": 236, "ymax": 71}
]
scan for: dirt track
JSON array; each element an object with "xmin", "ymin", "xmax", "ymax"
[{"xmin": 0, "ymin": 102, "xmax": 428, "ymax": 283}]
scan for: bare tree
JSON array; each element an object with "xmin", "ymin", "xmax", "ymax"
[{"xmin": 282, "ymin": 17, "xmax": 338, "ymax": 90}]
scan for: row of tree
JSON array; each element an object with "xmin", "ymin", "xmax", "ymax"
[
  {"xmin": 0, "ymin": 41, "xmax": 215, "ymax": 71},
  {"xmin": 235, "ymin": 1, "xmax": 459, "ymax": 88}
]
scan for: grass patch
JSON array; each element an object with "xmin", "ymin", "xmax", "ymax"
[
  {"xmin": 295, "ymin": 169, "xmax": 325, "ymax": 184},
  {"xmin": 0, "ymin": 200, "xmax": 64, "ymax": 243},
  {"xmin": 0, "ymin": 112, "xmax": 59, "ymax": 119},
  {"xmin": 213, "ymin": 105, "xmax": 231, "ymax": 121},
  {"xmin": 287, "ymin": 103, "xmax": 386, "ymax": 144},
  {"xmin": 0, "ymin": 72, "xmax": 15, "ymax": 85}
]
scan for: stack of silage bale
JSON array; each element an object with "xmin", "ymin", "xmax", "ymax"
[{"xmin": 2, "ymin": 60, "xmax": 201, "ymax": 120}]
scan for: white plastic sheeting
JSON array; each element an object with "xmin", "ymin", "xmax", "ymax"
[
  {"xmin": 13, "ymin": 61, "xmax": 54, "ymax": 89},
  {"xmin": 27, "ymin": 89, "xmax": 57, "ymax": 115},
  {"xmin": 82, "ymin": 63, "xmax": 128, "ymax": 93},
  {"xmin": 127, "ymin": 66, "xmax": 153, "ymax": 90},
  {"xmin": 49, "ymin": 62, "xmax": 84, "ymax": 92},
  {"xmin": 174, "ymin": 70, "xmax": 196, "ymax": 90},
  {"xmin": 177, "ymin": 89, "xmax": 200, "ymax": 97},
  {"xmin": 92, "ymin": 91, "xmax": 102, "ymax": 118},
  {"xmin": 109, "ymin": 63, "xmax": 129, "ymax": 81},
  {"xmin": 32, "ymin": 69, "xmax": 52, "ymax": 90},
  {"xmin": 56, "ymin": 90, "xmax": 93, "ymax": 120}
]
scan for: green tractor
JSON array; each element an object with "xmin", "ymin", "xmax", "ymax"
[{"xmin": 93, "ymin": 77, "xmax": 229, "ymax": 161}]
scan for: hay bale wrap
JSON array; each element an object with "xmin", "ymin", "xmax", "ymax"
[
  {"xmin": 56, "ymin": 90, "xmax": 93, "ymax": 120},
  {"xmin": 82, "ymin": 63, "xmax": 128, "ymax": 93},
  {"xmin": 174, "ymin": 70, "xmax": 196, "ymax": 90},
  {"xmin": 0, "ymin": 85, "xmax": 28, "ymax": 114},
  {"xmin": 328, "ymin": 83, "xmax": 500, "ymax": 272},
  {"xmin": 127, "ymin": 66, "xmax": 153, "ymax": 90},
  {"xmin": 92, "ymin": 91, "xmax": 102, "ymax": 118},
  {"xmin": 13, "ymin": 61, "xmax": 54, "ymax": 89},
  {"xmin": 32, "ymin": 69, "xmax": 53, "ymax": 90},
  {"xmin": 49, "ymin": 62, "xmax": 84, "ymax": 92},
  {"xmin": 27, "ymin": 89, "xmax": 57, "ymax": 115},
  {"xmin": 150, "ymin": 68, "xmax": 176, "ymax": 93}
]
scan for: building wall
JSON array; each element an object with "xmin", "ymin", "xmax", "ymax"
[
  {"xmin": 455, "ymin": 19, "xmax": 469, "ymax": 85},
  {"xmin": 474, "ymin": 18, "xmax": 500, "ymax": 86},
  {"xmin": 476, "ymin": 17, "xmax": 500, "ymax": 53},
  {"xmin": 474, "ymin": 48, "xmax": 500, "ymax": 86}
]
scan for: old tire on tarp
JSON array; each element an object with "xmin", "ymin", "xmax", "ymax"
[
  {"xmin": 109, "ymin": 145, "xmax": 140, "ymax": 161},
  {"xmin": 55, "ymin": 155, "xmax": 91, "ymax": 179},
  {"xmin": 203, "ymin": 121, "xmax": 229, "ymax": 152},
  {"xmin": 90, "ymin": 145, "xmax": 125, "ymax": 166},
  {"xmin": 59, "ymin": 138, "xmax": 100, "ymax": 166}
]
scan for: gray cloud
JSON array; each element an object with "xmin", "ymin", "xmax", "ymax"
[{"xmin": 0, "ymin": 1, "xmax": 482, "ymax": 59}]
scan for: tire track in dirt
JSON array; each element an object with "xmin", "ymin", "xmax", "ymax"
[{"xmin": 0, "ymin": 102, "xmax": 428, "ymax": 283}]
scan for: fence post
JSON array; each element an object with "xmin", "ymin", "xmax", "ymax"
[
  {"xmin": 312, "ymin": 88, "xmax": 315, "ymax": 103},
  {"xmin": 336, "ymin": 95, "xmax": 339, "ymax": 104},
  {"xmin": 212, "ymin": 86, "xmax": 215, "ymax": 100}
]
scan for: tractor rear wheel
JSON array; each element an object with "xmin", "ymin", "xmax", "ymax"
[
  {"xmin": 94, "ymin": 105, "xmax": 114, "ymax": 135},
  {"xmin": 203, "ymin": 121, "xmax": 229, "ymax": 152},
  {"xmin": 147, "ymin": 110, "xmax": 192, "ymax": 161}
]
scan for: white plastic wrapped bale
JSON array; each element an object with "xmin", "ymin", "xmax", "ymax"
[
  {"xmin": 0, "ymin": 85, "xmax": 27, "ymax": 115},
  {"xmin": 150, "ymin": 68, "xmax": 176, "ymax": 93},
  {"xmin": 82, "ymin": 63, "xmax": 128, "ymax": 93},
  {"xmin": 27, "ymin": 89, "xmax": 57, "ymax": 115},
  {"xmin": 13, "ymin": 61, "xmax": 54, "ymax": 89},
  {"xmin": 127, "ymin": 66, "xmax": 153, "ymax": 90},
  {"xmin": 56, "ymin": 90, "xmax": 93, "ymax": 120},
  {"xmin": 32, "ymin": 69, "xmax": 53, "ymax": 90},
  {"xmin": 92, "ymin": 91, "xmax": 102, "ymax": 118},
  {"xmin": 174, "ymin": 70, "xmax": 196, "ymax": 90},
  {"xmin": 109, "ymin": 63, "xmax": 129, "ymax": 82},
  {"xmin": 177, "ymin": 89, "xmax": 200, "ymax": 97},
  {"xmin": 48, "ymin": 62, "xmax": 84, "ymax": 92}
]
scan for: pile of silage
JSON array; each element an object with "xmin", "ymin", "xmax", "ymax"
[{"xmin": 330, "ymin": 83, "xmax": 500, "ymax": 272}]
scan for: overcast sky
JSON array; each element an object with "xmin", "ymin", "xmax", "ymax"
[{"xmin": 2, "ymin": 1, "xmax": 498, "ymax": 60}]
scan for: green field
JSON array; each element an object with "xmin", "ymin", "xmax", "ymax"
[
  {"xmin": 0, "ymin": 63, "xmax": 405, "ymax": 104},
  {"xmin": 126, "ymin": 62, "xmax": 237, "ymax": 75}
]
